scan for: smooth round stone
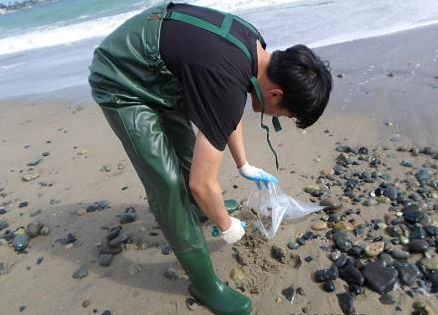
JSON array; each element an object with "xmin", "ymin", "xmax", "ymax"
[
  {"xmin": 101, "ymin": 311, "xmax": 111, "ymax": 315},
  {"xmin": 390, "ymin": 250, "xmax": 410, "ymax": 260},
  {"xmin": 349, "ymin": 284, "xmax": 363, "ymax": 295},
  {"xmin": 18, "ymin": 201, "xmax": 29, "ymax": 208},
  {"xmin": 287, "ymin": 241, "xmax": 300, "ymax": 250},
  {"xmin": 339, "ymin": 264, "xmax": 364, "ymax": 286},
  {"xmin": 328, "ymin": 214, "xmax": 341, "ymax": 223},
  {"xmin": 311, "ymin": 221, "xmax": 327, "ymax": 231},
  {"xmin": 396, "ymin": 263, "xmax": 421, "ymax": 286},
  {"xmin": 22, "ymin": 170, "xmax": 40, "ymax": 181},
  {"xmin": 362, "ymin": 262, "xmax": 398, "ymax": 295},
  {"xmin": 27, "ymin": 157, "xmax": 43, "ymax": 166},
  {"xmin": 282, "ymin": 286, "xmax": 296, "ymax": 303},
  {"xmin": 330, "ymin": 250, "xmax": 341, "ymax": 261},
  {"xmin": 314, "ymin": 269, "xmax": 329, "ymax": 282},
  {"xmin": 424, "ymin": 226, "xmax": 438, "ymax": 237},
  {"xmin": 72, "ymin": 266, "xmax": 88, "ymax": 279},
  {"xmin": 365, "ymin": 242, "xmax": 385, "ymax": 257},
  {"xmin": 323, "ymin": 280, "xmax": 335, "ymax": 292},
  {"xmin": 13, "ymin": 233, "xmax": 29, "ymax": 252},
  {"xmin": 0, "ymin": 220, "xmax": 9, "ymax": 230},
  {"xmin": 335, "ymin": 253, "xmax": 348, "ymax": 268},
  {"xmin": 161, "ymin": 244, "xmax": 172, "ymax": 255},
  {"xmin": 164, "ymin": 266, "xmax": 179, "ymax": 279},
  {"xmin": 82, "ymin": 300, "xmax": 91, "ymax": 308},
  {"xmin": 410, "ymin": 224, "xmax": 426, "ymax": 240},
  {"xmin": 421, "ymin": 257, "xmax": 438, "ymax": 270},
  {"xmin": 186, "ymin": 298, "xmax": 200, "ymax": 311},
  {"xmin": 363, "ymin": 198, "xmax": 378, "ymax": 207},
  {"xmin": 401, "ymin": 160, "xmax": 414, "ymax": 167},
  {"xmin": 108, "ymin": 231, "xmax": 131, "ymax": 247},
  {"xmin": 320, "ymin": 198, "xmax": 342, "ymax": 210},
  {"xmin": 98, "ymin": 254, "xmax": 112, "ymax": 267},
  {"xmin": 377, "ymin": 196, "xmax": 391, "ymax": 204},
  {"xmin": 120, "ymin": 212, "xmax": 136, "ymax": 224},
  {"xmin": 326, "ymin": 266, "xmax": 339, "ymax": 280},
  {"xmin": 379, "ymin": 253, "xmax": 394, "ymax": 266},
  {"xmin": 386, "ymin": 225, "xmax": 402, "ymax": 237},
  {"xmin": 379, "ymin": 293, "xmax": 396, "ymax": 305},
  {"xmin": 0, "ymin": 208, "xmax": 6, "ymax": 215},
  {"xmin": 26, "ymin": 222, "xmax": 42, "ymax": 238},
  {"xmin": 409, "ymin": 239, "xmax": 430, "ymax": 253},
  {"xmin": 224, "ymin": 199, "xmax": 239, "ymax": 213},
  {"xmin": 304, "ymin": 185, "xmax": 321, "ymax": 194}
]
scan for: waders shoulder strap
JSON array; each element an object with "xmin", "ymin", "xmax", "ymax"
[{"xmin": 165, "ymin": 8, "xmax": 280, "ymax": 169}]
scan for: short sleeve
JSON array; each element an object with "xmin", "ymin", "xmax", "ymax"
[{"xmin": 180, "ymin": 63, "xmax": 247, "ymax": 151}]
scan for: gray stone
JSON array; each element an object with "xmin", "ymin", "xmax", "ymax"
[
  {"xmin": 409, "ymin": 239, "xmax": 429, "ymax": 253},
  {"xmin": 362, "ymin": 262, "xmax": 398, "ymax": 294},
  {"xmin": 72, "ymin": 266, "xmax": 88, "ymax": 279},
  {"xmin": 395, "ymin": 262, "xmax": 421, "ymax": 286},
  {"xmin": 26, "ymin": 222, "xmax": 42, "ymax": 238},
  {"xmin": 27, "ymin": 157, "xmax": 43, "ymax": 166},
  {"xmin": 379, "ymin": 293, "xmax": 396, "ymax": 305},
  {"xmin": 336, "ymin": 292, "xmax": 355, "ymax": 315},
  {"xmin": 164, "ymin": 266, "xmax": 179, "ymax": 279},
  {"xmin": 98, "ymin": 254, "xmax": 112, "ymax": 267},
  {"xmin": 400, "ymin": 160, "xmax": 414, "ymax": 167},
  {"xmin": 390, "ymin": 250, "xmax": 410, "ymax": 260},
  {"xmin": 340, "ymin": 264, "xmax": 364, "ymax": 286}
]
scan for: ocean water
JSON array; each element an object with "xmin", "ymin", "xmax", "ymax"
[{"xmin": 0, "ymin": 0, "xmax": 438, "ymax": 100}]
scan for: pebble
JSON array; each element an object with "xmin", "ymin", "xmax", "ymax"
[
  {"xmin": 400, "ymin": 159, "xmax": 414, "ymax": 167},
  {"xmin": 330, "ymin": 250, "xmax": 341, "ymax": 261},
  {"xmin": 362, "ymin": 262, "xmax": 398, "ymax": 294},
  {"xmin": 108, "ymin": 231, "xmax": 131, "ymax": 247},
  {"xmin": 323, "ymin": 280, "xmax": 335, "ymax": 292},
  {"xmin": 390, "ymin": 250, "xmax": 410, "ymax": 260},
  {"xmin": 29, "ymin": 209, "xmax": 42, "ymax": 217},
  {"xmin": 421, "ymin": 257, "xmax": 438, "ymax": 270},
  {"xmin": 82, "ymin": 300, "xmax": 91, "ymax": 308},
  {"xmin": 101, "ymin": 311, "xmax": 111, "ymax": 315},
  {"xmin": 311, "ymin": 221, "xmax": 327, "ymax": 231},
  {"xmin": 0, "ymin": 208, "xmax": 6, "ymax": 215},
  {"xmin": 304, "ymin": 185, "xmax": 320, "ymax": 194},
  {"xmin": 336, "ymin": 292, "xmax": 355, "ymax": 315},
  {"xmin": 320, "ymin": 198, "xmax": 341, "ymax": 210},
  {"xmin": 76, "ymin": 209, "xmax": 87, "ymax": 216},
  {"xmin": 22, "ymin": 170, "xmax": 40, "ymax": 181},
  {"xmin": 98, "ymin": 254, "xmax": 112, "ymax": 267},
  {"xmin": 120, "ymin": 212, "xmax": 136, "ymax": 224},
  {"xmin": 27, "ymin": 157, "xmax": 43, "ymax": 166},
  {"xmin": 186, "ymin": 298, "xmax": 199, "ymax": 311},
  {"xmin": 26, "ymin": 222, "xmax": 42, "ymax": 238},
  {"xmin": 287, "ymin": 241, "xmax": 300, "ymax": 250},
  {"xmin": 379, "ymin": 293, "xmax": 396, "ymax": 305},
  {"xmin": 282, "ymin": 286, "xmax": 296, "ymax": 303},
  {"xmin": 409, "ymin": 239, "xmax": 429, "ymax": 253},
  {"xmin": 36, "ymin": 256, "xmax": 44, "ymax": 265},
  {"xmin": 13, "ymin": 232, "xmax": 30, "ymax": 252},
  {"xmin": 396, "ymin": 262, "xmax": 421, "ymax": 286},
  {"xmin": 164, "ymin": 266, "xmax": 179, "ymax": 279},
  {"xmin": 18, "ymin": 201, "xmax": 29, "ymax": 208},
  {"xmin": 72, "ymin": 266, "xmax": 88, "ymax": 279},
  {"xmin": 365, "ymin": 241, "xmax": 385, "ymax": 257},
  {"xmin": 339, "ymin": 264, "xmax": 364, "ymax": 286},
  {"xmin": 0, "ymin": 220, "xmax": 9, "ymax": 230},
  {"xmin": 333, "ymin": 231, "xmax": 352, "ymax": 252},
  {"xmin": 161, "ymin": 244, "xmax": 172, "ymax": 255},
  {"xmin": 19, "ymin": 305, "xmax": 27, "ymax": 312}
]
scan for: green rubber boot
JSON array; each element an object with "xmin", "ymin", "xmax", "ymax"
[{"xmin": 176, "ymin": 246, "xmax": 253, "ymax": 315}]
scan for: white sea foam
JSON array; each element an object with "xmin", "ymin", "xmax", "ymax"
[{"xmin": 0, "ymin": 0, "xmax": 438, "ymax": 56}]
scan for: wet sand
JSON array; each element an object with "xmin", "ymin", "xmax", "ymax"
[{"xmin": 0, "ymin": 24, "xmax": 437, "ymax": 315}]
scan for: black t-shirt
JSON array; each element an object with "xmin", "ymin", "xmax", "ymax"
[{"xmin": 160, "ymin": 3, "xmax": 260, "ymax": 151}]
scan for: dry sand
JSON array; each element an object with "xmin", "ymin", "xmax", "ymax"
[{"xmin": 0, "ymin": 25, "xmax": 438, "ymax": 315}]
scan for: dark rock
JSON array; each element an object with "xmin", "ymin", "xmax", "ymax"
[
  {"xmin": 314, "ymin": 269, "xmax": 329, "ymax": 282},
  {"xmin": 424, "ymin": 226, "xmax": 438, "ymax": 237},
  {"xmin": 409, "ymin": 239, "xmax": 429, "ymax": 253},
  {"xmin": 390, "ymin": 250, "xmax": 410, "ymax": 260},
  {"xmin": 358, "ymin": 147, "xmax": 368, "ymax": 155},
  {"xmin": 164, "ymin": 266, "xmax": 178, "ymax": 279},
  {"xmin": 304, "ymin": 255, "xmax": 313, "ymax": 262},
  {"xmin": 340, "ymin": 264, "xmax": 364, "ymax": 286},
  {"xmin": 336, "ymin": 146, "xmax": 353, "ymax": 153},
  {"xmin": 120, "ymin": 212, "xmax": 136, "ymax": 224},
  {"xmin": 386, "ymin": 225, "xmax": 402, "ymax": 237},
  {"xmin": 0, "ymin": 208, "xmax": 6, "ymax": 215},
  {"xmin": 326, "ymin": 265, "xmax": 339, "ymax": 280},
  {"xmin": 333, "ymin": 230, "xmax": 352, "ymax": 252},
  {"xmin": 336, "ymin": 292, "xmax": 355, "ymax": 315},
  {"xmin": 13, "ymin": 233, "xmax": 29, "ymax": 252},
  {"xmin": 287, "ymin": 241, "xmax": 300, "ymax": 250},
  {"xmin": 328, "ymin": 214, "xmax": 341, "ymax": 223},
  {"xmin": 0, "ymin": 220, "xmax": 9, "ymax": 231},
  {"xmin": 161, "ymin": 244, "xmax": 172, "ymax": 255},
  {"xmin": 323, "ymin": 280, "xmax": 335, "ymax": 292},
  {"xmin": 282, "ymin": 286, "xmax": 296, "ymax": 303},
  {"xmin": 186, "ymin": 297, "xmax": 199, "ymax": 311},
  {"xmin": 395, "ymin": 262, "xmax": 420, "ymax": 286},
  {"xmin": 362, "ymin": 262, "xmax": 398, "ymax": 294},
  {"xmin": 348, "ymin": 284, "xmax": 363, "ymax": 296},
  {"xmin": 98, "ymin": 254, "xmax": 112, "ymax": 267},
  {"xmin": 410, "ymin": 223, "xmax": 426, "ymax": 240},
  {"xmin": 416, "ymin": 168, "xmax": 433, "ymax": 183},
  {"xmin": 403, "ymin": 209, "xmax": 423, "ymax": 224},
  {"xmin": 36, "ymin": 256, "xmax": 44, "ymax": 265},
  {"xmin": 19, "ymin": 305, "xmax": 27, "ymax": 312},
  {"xmin": 302, "ymin": 231, "xmax": 315, "ymax": 240},
  {"xmin": 18, "ymin": 201, "xmax": 29, "ymax": 208},
  {"xmin": 56, "ymin": 233, "xmax": 76, "ymax": 245},
  {"xmin": 108, "ymin": 231, "xmax": 131, "ymax": 247},
  {"xmin": 400, "ymin": 160, "xmax": 414, "ymax": 167},
  {"xmin": 106, "ymin": 226, "xmax": 122, "ymax": 241},
  {"xmin": 335, "ymin": 253, "xmax": 348, "ymax": 268},
  {"xmin": 101, "ymin": 311, "xmax": 111, "ymax": 315},
  {"xmin": 72, "ymin": 266, "xmax": 88, "ymax": 279}
]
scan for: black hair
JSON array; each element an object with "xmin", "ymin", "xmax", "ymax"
[{"xmin": 266, "ymin": 44, "xmax": 333, "ymax": 128}]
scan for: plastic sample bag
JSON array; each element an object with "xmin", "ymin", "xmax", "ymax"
[{"xmin": 247, "ymin": 183, "xmax": 324, "ymax": 239}]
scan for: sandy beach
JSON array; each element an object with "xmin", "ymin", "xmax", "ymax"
[{"xmin": 0, "ymin": 24, "xmax": 438, "ymax": 315}]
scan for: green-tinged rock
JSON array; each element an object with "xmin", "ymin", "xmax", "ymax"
[
  {"xmin": 304, "ymin": 185, "xmax": 320, "ymax": 194},
  {"xmin": 421, "ymin": 257, "xmax": 438, "ymax": 270},
  {"xmin": 27, "ymin": 157, "xmax": 43, "ymax": 166},
  {"xmin": 72, "ymin": 266, "xmax": 88, "ymax": 279},
  {"xmin": 376, "ymin": 196, "xmax": 391, "ymax": 204},
  {"xmin": 224, "ymin": 199, "xmax": 239, "ymax": 214}
]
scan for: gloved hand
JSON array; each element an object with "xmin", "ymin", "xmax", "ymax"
[
  {"xmin": 238, "ymin": 161, "xmax": 279, "ymax": 189},
  {"xmin": 220, "ymin": 217, "xmax": 245, "ymax": 244}
]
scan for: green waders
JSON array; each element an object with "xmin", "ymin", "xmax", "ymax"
[{"xmin": 88, "ymin": 3, "xmax": 261, "ymax": 315}]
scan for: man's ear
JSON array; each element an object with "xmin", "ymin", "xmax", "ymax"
[{"xmin": 269, "ymin": 88, "xmax": 284, "ymax": 99}]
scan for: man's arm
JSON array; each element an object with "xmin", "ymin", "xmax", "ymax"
[
  {"xmin": 189, "ymin": 130, "xmax": 231, "ymax": 231},
  {"xmin": 227, "ymin": 120, "xmax": 247, "ymax": 168}
]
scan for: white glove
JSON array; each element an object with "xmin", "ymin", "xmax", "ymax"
[
  {"xmin": 238, "ymin": 162, "xmax": 279, "ymax": 189},
  {"xmin": 220, "ymin": 217, "xmax": 245, "ymax": 244}
]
